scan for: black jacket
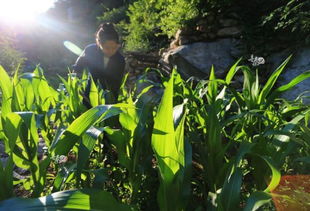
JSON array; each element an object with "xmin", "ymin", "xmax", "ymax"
[{"xmin": 72, "ymin": 43, "xmax": 125, "ymax": 100}]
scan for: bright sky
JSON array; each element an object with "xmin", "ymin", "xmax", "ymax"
[{"xmin": 0, "ymin": 0, "xmax": 56, "ymax": 24}]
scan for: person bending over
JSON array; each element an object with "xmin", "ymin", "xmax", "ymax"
[{"xmin": 73, "ymin": 22, "xmax": 125, "ymax": 107}]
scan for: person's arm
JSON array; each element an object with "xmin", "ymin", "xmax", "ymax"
[{"xmin": 72, "ymin": 49, "xmax": 87, "ymax": 73}]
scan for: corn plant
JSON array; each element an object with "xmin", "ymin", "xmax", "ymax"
[
  {"xmin": 151, "ymin": 70, "xmax": 191, "ymax": 211},
  {"xmin": 0, "ymin": 56, "xmax": 309, "ymax": 210},
  {"xmin": 0, "ymin": 189, "xmax": 134, "ymax": 210}
]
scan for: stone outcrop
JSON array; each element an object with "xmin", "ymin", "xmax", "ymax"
[
  {"xmin": 124, "ymin": 51, "xmax": 162, "ymax": 89},
  {"xmin": 161, "ymin": 13, "xmax": 245, "ymax": 80},
  {"xmin": 161, "ymin": 39, "xmax": 245, "ymax": 79},
  {"xmin": 123, "ymin": 12, "xmax": 310, "ymax": 104},
  {"xmin": 269, "ymin": 47, "xmax": 310, "ymax": 103}
]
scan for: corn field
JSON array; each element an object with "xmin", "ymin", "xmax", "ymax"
[{"xmin": 0, "ymin": 57, "xmax": 309, "ymax": 210}]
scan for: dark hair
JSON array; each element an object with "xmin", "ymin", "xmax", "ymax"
[{"xmin": 96, "ymin": 23, "xmax": 119, "ymax": 45}]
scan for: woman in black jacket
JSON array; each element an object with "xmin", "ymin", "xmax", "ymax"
[{"xmin": 73, "ymin": 23, "xmax": 125, "ymax": 106}]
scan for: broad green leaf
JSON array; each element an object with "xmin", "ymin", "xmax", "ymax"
[
  {"xmin": 174, "ymin": 105, "xmax": 186, "ymax": 167},
  {"xmin": 103, "ymin": 127, "xmax": 131, "ymax": 169},
  {"xmin": 207, "ymin": 65, "xmax": 217, "ymax": 103},
  {"xmin": 258, "ymin": 156, "xmax": 281, "ymax": 192},
  {"xmin": 53, "ymin": 163, "xmax": 77, "ymax": 192},
  {"xmin": 276, "ymin": 70, "xmax": 310, "ymax": 93},
  {"xmin": 219, "ymin": 167, "xmax": 242, "ymax": 211},
  {"xmin": 244, "ymin": 191, "xmax": 272, "ymax": 211},
  {"xmin": 12, "ymin": 72, "xmax": 25, "ymax": 111},
  {"xmin": 77, "ymin": 126, "xmax": 104, "ymax": 181},
  {"xmin": 152, "ymin": 71, "xmax": 178, "ymax": 182},
  {"xmin": 52, "ymin": 105, "xmax": 123, "ymax": 155},
  {"xmin": 24, "ymin": 79, "xmax": 35, "ymax": 110},
  {"xmin": 0, "ymin": 155, "xmax": 14, "ymax": 200},
  {"xmin": 258, "ymin": 55, "xmax": 291, "ymax": 103},
  {"xmin": 225, "ymin": 58, "xmax": 242, "ymax": 84},
  {"xmin": 152, "ymin": 70, "xmax": 188, "ymax": 211},
  {"xmin": 2, "ymin": 112, "xmax": 22, "ymax": 153},
  {"xmin": 17, "ymin": 112, "xmax": 43, "ymax": 196},
  {"xmin": 32, "ymin": 68, "xmax": 55, "ymax": 111},
  {"xmin": 173, "ymin": 99, "xmax": 187, "ymax": 128},
  {"xmin": 268, "ymin": 70, "xmax": 310, "ymax": 101},
  {"xmin": 0, "ymin": 65, "xmax": 13, "ymax": 116},
  {"xmin": 271, "ymin": 113, "xmax": 306, "ymax": 143},
  {"xmin": 89, "ymin": 77, "xmax": 99, "ymax": 107},
  {"xmin": 0, "ymin": 189, "xmax": 133, "ymax": 210}
]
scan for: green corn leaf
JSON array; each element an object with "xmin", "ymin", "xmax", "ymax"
[
  {"xmin": 152, "ymin": 70, "xmax": 177, "ymax": 211},
  {"xmin": 77, "ymin": 126, "xmax": 104, "ymax": 182},
  {"xmin": 24, "ymin": 79, "xmax": 35, "ymax": 110},
  {"xmin": 276, "ymin": 70, "xmax": 310, "ymax": 92},
  {"xmin": 52, "ymin": 105, "xmax": 123, "ymax": 155},
  {"xmin": 253, "ymin": 155, "xmax": 281, "ymax": 193},
  {"xmin": 32, "ymin": 68, "xmax": 55, "ymax": 111},
  {"xmin": 174, "ymin": 107, "xmax": 186, "ymax": 168},
  {"xmin": 234, "ymin": 142, "xmax": 253, "ymax": 166},
  {"xmin": 2, "ymin": 112, "xmax": 22, "ymax": 153},
  {"xmin": 89, "ymin": 77, "xmax": 99, "ymax": 107},
  {"xmin": 0, "ymin": 155, "xmax": 14, "ymax": 200},
  {"xmin": 53, "ymin": 163, "xmax": 77, "ymax": 192},
  {"xmin": 152, "ymin": 70, "xmax": 189, "ymax": 210},
  {"xmin": 269, "ymin": 70, "xmax": 310, "ymax": 101},
  {"xmin": 152, "ymin": 70, "xmax": 178, "ymax": 183},
  {"xmin": 269, "ymin": 112, "xmax": 306, "ymax": 143},
  {"xmin": 258, "ymin": 55, "xmax": 292, "ymax": 104},
  {"xmin": 12, "ymin": 70, "xmax": 25, "ymax": 111},
  {"xmin": 0, "ymin": 65, "xmax": 13, "ymax": 116},
  {"xmin": 225, "ymin": 58, "xmax": 242, "ymax": 85},
  {"xmin": 244, "ymin": 191, "xmax": 272, "ymax": 211},
  {"xmin": 219, "ymin": 167, "xmax": 243, "ymax": 211},
  {"xmin": 0, "ymin": 189, "xmax": 133, "ymax": 211},
  {"xmin": 173, "ymin": 99, "xmax": 187, "ymax": 128},
  {"xmin": 18, "ymin": 112, "xmax": 43, "ymax": 196},
  {"xmin": 103, "ymin": 127, "xmax": 131, "ymax": 169},
  {"xmin": 207, "ymin": 65, "xmax": 218, "ymax": 103}
]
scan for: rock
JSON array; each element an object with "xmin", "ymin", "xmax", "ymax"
[
  {"xmin": 208, "ymin": 32, "xmax": 217, "ymax": 40},
  {"xmin": 269, "ymin": 47, "xmax": 310, "ymax": 103},
  {"xmin": 178, "ymin": 36, "xmax": 191, "ymax": 46},
  {"xmin": 0, "ymin": 157, "xmax": 8, "ymax": 167},
  {"xmin": 230, "ymin": 39, "xmax": 247, "ymax": 59},
  {"xmin": 161, "ymin": 39, "xmax": 237, "ymax": 79},
  {"xmin": 217, "ymin": 27, "xmax": 241, "ymax": 37},
  {"xmin": 219, "ymin": 19, "xmax": 238, "ymax": 27},
  {"xmin": 0, "ymin": 141, "xmax": 5, "ymax": 156}
]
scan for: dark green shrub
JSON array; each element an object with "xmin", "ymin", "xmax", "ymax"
[
  {"xmin": 262, "ymin": 0, "xmax": 310, "ymax": 43},
  {"xmin": 124, "ymin": 0, "xmax": 200, "ymax": 51},
  {"xmin": 97, "ymin": 6, "xmax": 128, "ymax": 24},
  {"xmin": 160, "ymin": 0, "xmax": 200, "ymax": 38},
  {"xmin": 124, "ymin": 0, "xmax": 163, "ymax": 51},
  {"xmin": 123, "ymin": 0, "xmax": 310, "ymax": 52}
]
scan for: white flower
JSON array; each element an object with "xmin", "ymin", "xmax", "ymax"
[
  {"xmin": 52, "ymin": 155, "xmax": 68, "ymax": 164},
  {"xmin": 248, "ymin": 54, "xmax": 265, "ymax": 66}
]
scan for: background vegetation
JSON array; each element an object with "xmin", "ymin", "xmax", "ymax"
[{"xmin": 1, "ymin": 0, "xmax": 309, "ymax": 78}]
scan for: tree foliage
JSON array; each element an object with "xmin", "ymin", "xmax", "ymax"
[
  {"xmin": 0, "ymin": 35, "xmax": 25, "ymax": 73},
  {"xmin": 122, "ymin": 0, "xmax": 310, "ymax": 51}
]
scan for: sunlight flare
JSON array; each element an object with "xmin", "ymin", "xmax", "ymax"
[{"xmin": 0, "ymin": 0, "xmax": 55, "ymax": 23}]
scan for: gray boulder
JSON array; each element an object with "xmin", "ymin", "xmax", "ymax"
[
  {"xmin": 0, "ymin": 141, "xmax": 5, "ymax": 156},
  {"xmin": 269, "ymin": 47, "xmax": 310, "ymax": 102},
  {"xmin": 161, "ymin": 39, "xmax": 243, "ymax": 79}
]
